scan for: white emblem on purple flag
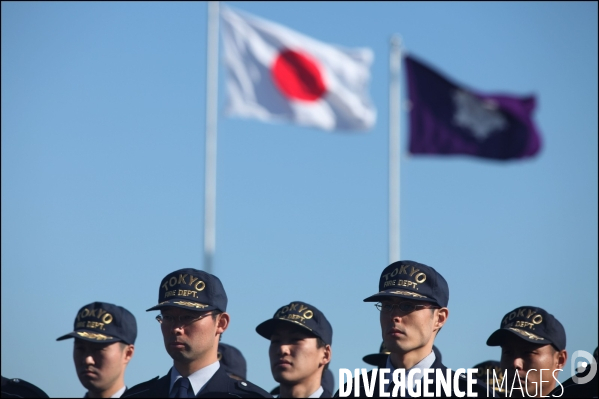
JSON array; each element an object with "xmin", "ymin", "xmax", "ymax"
[{"xmin": 452, "ymin": 90, "xmax": 507, "ymax": 141}]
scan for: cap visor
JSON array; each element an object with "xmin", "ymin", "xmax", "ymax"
[
  {"xmin": 362, "ymin": 353, "xmax": 388, "ymax": 366},
  {"xmin": 486, "ymin": 328, "xmax": 552, "ymax": 347},
  {"xmin": 146, "ymin": 300, "xmax": 216, "ymax": 312},
  {"xmin": 56, "ymin": 330, "xmax": 120, "ymax": 343},
  {"xmin": 255, "ymin": 318, "xmax": 316, "ymax": 340},
  {"xmin": 363, "ymin": 289, "xmax": 432, "ymax": 303}
]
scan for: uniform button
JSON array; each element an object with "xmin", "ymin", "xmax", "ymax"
[{"xmin": 241, "ymin": 382, "xmax": 247, "ymax": 386}]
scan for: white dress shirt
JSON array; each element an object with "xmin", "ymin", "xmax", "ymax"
[
  {"xmin": 308, "ymin": 386, "xmax": 324, "ymax": 398},
  {"xmin": 169, "ymin": 360, "xmax": 220, "ymax": 397}
]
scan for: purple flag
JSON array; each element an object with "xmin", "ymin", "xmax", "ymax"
[{"xmin": 405, "ymin": 55, "xmax": 542, "ymax": 160}]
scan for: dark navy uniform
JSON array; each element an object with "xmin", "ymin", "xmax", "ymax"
[
  {"xmin": 551, "ymin": 364, "xmax": 598, "ymax": 398},
  {"xmin": 550, "ymin": 347, "xmax": 598, "ymax": 398},
  {"xmin": 1, "ymin": 376, "xmax": 49, "ymax": 398},
  {"xmin": 122, "ymin": 366, "xmax": 271, "ymax": 398},
  {"xmin": 125, "ymin": 268, "xmax": 271, "ymax": 398},
  {"xmin": 321, "ymin": 368, "xmax": 335, "ymax": 398}
]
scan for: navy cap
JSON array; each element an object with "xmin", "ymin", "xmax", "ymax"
[
  {"xmin": 218, "ymin": 343, "xmax": 247, "ymax": 380},
  {"xmin": 256, "ymin": 301, "xmax": 333, "ymax": 345},
  {"xmin": 57, "ymin": 301, "xmax": 137, "ymax": 345},
  {"xmin": 146, "ymin": 268, "xmax": 227, "ymax": 313},
  {"xmin": 486, "ymin": 306, "xmax": 566, "ymax": 351},
  {"xmin": 363, "ymin": 260, "xmax": 449, "ymax": 308},
  {"xmin": 362, "ymin": 342, "xmax": 391, "ymax": 366}
]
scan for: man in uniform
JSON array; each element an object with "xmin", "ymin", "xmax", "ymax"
[
  {"xmin": 57, "ymin": 301, "xmax": 137, "ymax": 398},
  {"xmin": 122, "ymin": 268, "xmax": 271, "ymax": 398},
  {"xmin": 337, "ymin": 260, "xmax": 484, "ymax": 397},
  {"xmin": 257, "ymin": 301, "xmax": 333, "ymax": 398},
  {"xmin": 218, "ymin": 343, "xmax": 247, "ymax": 381},
  {"xmin": 486, "ymin": 305, "xmax": 568, "ymax": 398}
]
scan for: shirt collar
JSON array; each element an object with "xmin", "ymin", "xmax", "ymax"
[
  {"xmin": 170, "ymin": 360, "xmax": 220, "ymax": 396},
  {"xmin": 308, "ymin": 386, "xmax": 324, "ymax": 398},
  {"xmin": 84, "ymin": 385, "xmax": 126, "ymax": 398}
]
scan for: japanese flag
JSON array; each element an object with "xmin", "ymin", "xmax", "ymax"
[{"xmin": 221, "ymin": 5, "xmax": 376, "ymax": 131}]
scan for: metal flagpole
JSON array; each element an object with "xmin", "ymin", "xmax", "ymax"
[
  {"xmin": 204, "ymin": 1, "xmax": 219, "ymax": 274},
  {"xmin": 389, "ymin": 35, "xmax": 402, "ymax": 264}
]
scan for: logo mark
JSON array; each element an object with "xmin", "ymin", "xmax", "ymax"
[{"xmin": 571, "ymin": 350, "xmax": 597, "ymax": 385}]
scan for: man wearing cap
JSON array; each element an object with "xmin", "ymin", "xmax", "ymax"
[
  {"xmin": 218, "ymin": 343, "xmax": 247, "ymax": 381},
  {"xmin": 486, "ymin": 306, "xmax": 568, "ymax": 398},
  {"xmin": 57, "ymin": 301, "xmax": 137, "ymax": 398},
  {"xmin": 337, "ymin": 260, "xmax": 484, "ymax": 398},
  {"xmin": 257, "ymin": 301, "xmax": 333, "ymax": 398},
  {"xmin": 123, "ymin": 268, "xmax": 271, "ymax": 398}
]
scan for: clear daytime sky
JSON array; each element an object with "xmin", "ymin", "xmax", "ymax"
[{"xmin": 1, "ymin": 1, "xmax": 597, "ymax": 397}]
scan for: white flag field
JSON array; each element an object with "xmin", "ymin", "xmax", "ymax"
[{"xmin": 220, "ymin": 5, "xmax": 377, "ymax": 131}]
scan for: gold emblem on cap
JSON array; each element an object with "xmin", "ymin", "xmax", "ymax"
[
  {"xmin": 508, "ymin": 327, "xmax": 544, "ymax": 341},
  {"xmin": 389, "ymin": 290, "xmax": 428, "ymax": 299},
  {"xmin": 173, "ymin": 301, "xmax": 209, "ymax": 309},
  {"xmin": 76, "ymin": 331, "xmax": 114, "ymax": 340},
  {"xmin": 280, "ymin": 318, "xmax": 314, "ymax": 331}
]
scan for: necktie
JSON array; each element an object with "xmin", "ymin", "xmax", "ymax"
[{"xmin": 173, "ymin": 377, "xmax": 192, "ymax": 398}]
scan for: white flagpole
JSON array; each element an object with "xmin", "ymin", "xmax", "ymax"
[
  {"xmin": 204, "ymin": 1, "xmax": 219, "ymax": 274},
  {"xmin": 389, "ymin": 35, "xmax": 402, "ymax": 264}
]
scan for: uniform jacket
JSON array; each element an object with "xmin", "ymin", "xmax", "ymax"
[
  {"xmin": 122, "ymin": 365, "xmax": 271, "ymax": 398},
  {"xmin": 320, "ymin": 387, "xmax": 333, "ymax": 398},
  {"xmin": 334, "ymin": 357, "xmax": 486, "ymax": 398},
  {"xmin": 549, "ymin": 364, "xmax": 598, "ymax": 398}
]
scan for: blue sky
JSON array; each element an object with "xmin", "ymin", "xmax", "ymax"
[{"xmin": 1, "ymin": 1, "xmax": 597, "ymax": 397}]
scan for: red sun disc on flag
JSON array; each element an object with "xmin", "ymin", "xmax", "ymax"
[{"xmin": 271, "ymin": 49, "xmax": 327, "ymax": 101}]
